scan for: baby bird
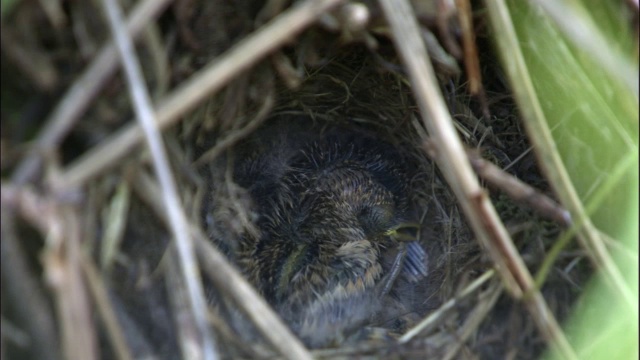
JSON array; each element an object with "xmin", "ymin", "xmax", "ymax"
[{"xmin": 227, "ymin": 116, "xmax": 428, "ymax": 347}]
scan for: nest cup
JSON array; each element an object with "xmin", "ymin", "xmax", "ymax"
[{"xmin": 0, "ymin": 1, "xmax": 608, "ymax": 359}]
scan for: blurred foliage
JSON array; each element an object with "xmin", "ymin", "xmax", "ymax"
[
  {"xmin": 1, "ymin": 0, "xmax": 21, "ymax": 18},
  {"xmin": 498, "ymin": 0, "xmax": 638, "ymax": 359}
]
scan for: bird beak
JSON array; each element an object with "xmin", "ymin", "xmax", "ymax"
[{"xmin": 385, "ymin": 222, "xmax": 420, "ymax": 242}]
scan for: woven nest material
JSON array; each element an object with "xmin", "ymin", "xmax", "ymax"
[{"xmin": 0, "ymin": 1, "xmax": 601, "ymax": 359}]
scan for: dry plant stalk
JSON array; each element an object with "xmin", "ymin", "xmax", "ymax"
[
  {"xmin": 99, "ymin": 0, "xmax": 217, "ymax": 357},
  {"xmin": 80, "ymin": 254, "xmax": 133, "ymax": 360},
  {"xmin": 466, "ymin": 149, "xmax": 571, "ymax": 227},
  {"xmin": 377, "ymin": 0, "xmax": 577, "ymax": 358},
  {"xmin": 455, "ymin": 0, "xmax": 489, "ymax": 119}
]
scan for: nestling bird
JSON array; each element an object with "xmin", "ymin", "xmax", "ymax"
[{"xmin": 215, "ymin": 115, "xmax": 429, "ymax": 347}]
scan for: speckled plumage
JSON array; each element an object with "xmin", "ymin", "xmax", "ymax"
[{"xmin": 223, "ymin": 116, "xmax": 428, "ymax": 346}]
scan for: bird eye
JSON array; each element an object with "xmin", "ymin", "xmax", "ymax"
[{"xmin": 358, "ymin": 203, "xmax": 395, "ymax": 236}]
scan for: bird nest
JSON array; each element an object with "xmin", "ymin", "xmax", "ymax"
[{"xmin": 3, "ymin": 1, "xmax": 633, "ymax": 359}]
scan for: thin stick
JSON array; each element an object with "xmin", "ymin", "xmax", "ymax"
[
  {"xmin": 52, "ymin": 0, "xmax": 345, "ymax": 191},
  {"xmin": 99, "ymin": 0, "xmax": 217, "ymax": 359},
  {"xmin": 466, "ymin": 149, "xmax": 571, "ymax": 227},
  {"xmin": 50, "ymin": 206, "xmax": 97, "ymax": 360},
  {"xmin": 11, "ymin": 0, "xmax": 171, "ymax": 184},
  {"xmin": 455, "ymin": 0, "xmax": 490, "ymax": 120},
  {"xmin": 80, "ymin": 254, "xmax": 133, "ymax": 360},
  {"xmin": 456, "ymin": 0, "xmax": 480, "ymax": 94},
  {"xmin": 377, "ymin": 0, "xmax": 577, "ymax": 358}
]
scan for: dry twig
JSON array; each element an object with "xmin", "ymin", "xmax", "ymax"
[
  {"xmin": 80, "ymin": 254, "xmax": 133, "ymax": 360},
  {"xmin": 455, "ymin": 0, "xmax": 489, "ymax": 119},
  {"xmin": 466, "ymin": 149, "xmax": 571, "ymax": 227}
]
